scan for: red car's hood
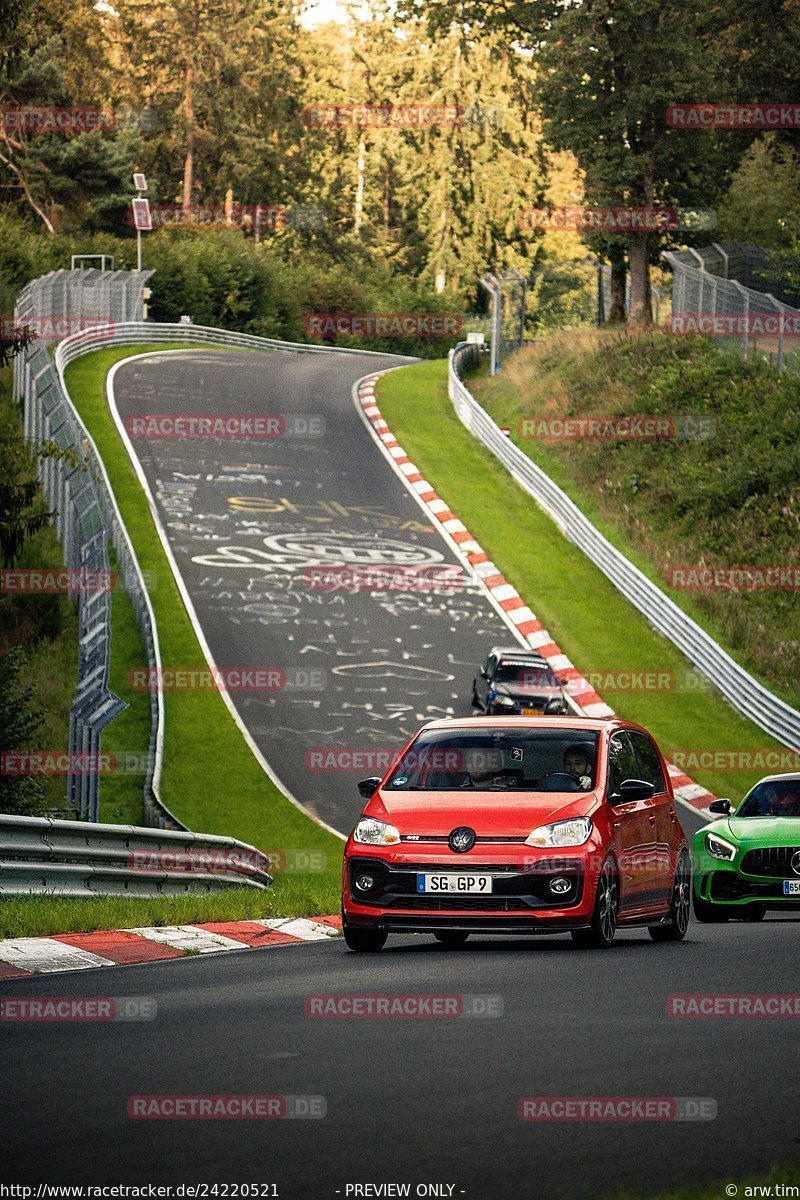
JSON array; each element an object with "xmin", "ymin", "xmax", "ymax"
[{"xmin": 367, "ymin": 789, "xmax": 599, "ymax": 838}]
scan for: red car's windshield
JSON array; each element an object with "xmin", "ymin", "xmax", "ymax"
[{"xmin": 385, "ymin": 728, "xmax": 599, "ymax": 792}]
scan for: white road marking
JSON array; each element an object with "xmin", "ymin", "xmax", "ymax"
[{"xmin": 0, "ymin": 938, "xmax": 116, "ymax": 972}]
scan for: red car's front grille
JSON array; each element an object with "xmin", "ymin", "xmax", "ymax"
[{"xmin": 386, "ymin": 895, "xmax": 530, "ymax": 912}]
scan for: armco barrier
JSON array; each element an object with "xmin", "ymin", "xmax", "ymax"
[
  {"xmin": 0, "ymin": 814, "xmax": 272, "ymax": 896},
  {"xmin": 12, "ymin": 280, "xmax": 410, "ymax": 830},
  {"xmin": 51, "ymin": 321, "xmax": 406, "ymax": 827},
  {"xmin": 448, "ymin": 343, "xmax": 800, "ymax": 752}
]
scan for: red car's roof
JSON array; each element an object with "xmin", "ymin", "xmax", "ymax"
[{"xmin": 417, "ymin": 715, "xmax": 638, "ymax": 735}]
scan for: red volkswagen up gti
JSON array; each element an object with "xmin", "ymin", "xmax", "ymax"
[{"xmin": 341, "ymin": 717, "xmax": 691, "ymax": 951}]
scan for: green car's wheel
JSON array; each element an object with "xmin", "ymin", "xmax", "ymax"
[
  {"xmin": 571, "ymin": 859, "xmax": 618, "ymax": 949},
  {"xmin": 433, "ymin": 931, "xmax": 470, "ymax": 947},
  {"xmin": 649, "ymin": 852, "xmax": 691, "ymax": 942},
  {"xmin": 692, "ymin": 892, "xmax": 730, "ymax": 923}
]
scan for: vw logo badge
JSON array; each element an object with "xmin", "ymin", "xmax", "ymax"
[
  {"xmin": 791, "ymin": 850, "xmax": 800, "ymax": 877},
  {"xmin": 449, "ymin": 826, "xmax": 476, "ymax": 853}
]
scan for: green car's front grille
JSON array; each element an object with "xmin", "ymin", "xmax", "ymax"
[
  {"xmin": 711, "ymin": 874, "xmax": 781, "ymax": 900},
  {"xmin": 741, "ymin": 846, "xmax": 800, "ymax": 877}
]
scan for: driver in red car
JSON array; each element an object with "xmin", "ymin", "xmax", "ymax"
[{"xmin": 563, "ymin": 743, "xmax": 594, "ymax": 790}]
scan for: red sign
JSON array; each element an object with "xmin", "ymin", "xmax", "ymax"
[{"xmin": 131, "ymin": 198, "xmax": 152, "ymax": 231}]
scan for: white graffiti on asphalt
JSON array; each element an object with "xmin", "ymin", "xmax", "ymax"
[{"xmin": 191, "ymin": 531, "xmax": 446, "ymax": 571}]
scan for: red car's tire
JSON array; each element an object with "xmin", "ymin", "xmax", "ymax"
[
  {"xmin": 649, "ymin": 852, "xmax": 691, "ymax": 942},
  {"xmin": 571, "ymin": 858, "xmax": 618, "ymax": 949}
]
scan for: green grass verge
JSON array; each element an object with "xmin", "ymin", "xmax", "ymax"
[
  {"xmin": 377, "ymin": 361, "xmax": 788, "ymax": 804},
  {"xmin": 471, "ymin": 329, "xmax": 800, "ymax": 711},
  {"xmin": 58, "ymin": 344, "xmax": 341, "ymax": 917},
  {"xmin": 0, "ymin": 879, "xmax": 340, "ymax": 940}
]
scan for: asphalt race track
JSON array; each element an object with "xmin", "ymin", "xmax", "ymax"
[
  {"xmin": 3, "ymin": 347, "xmax": 796, "ymax": 1197},
  {"xmin": 2, "ymin": 920, "xmax": 799, "ymax": 1195},
  {"xmin": 111, "ymin": 347, "xmax": 528, "ymax": 834}
]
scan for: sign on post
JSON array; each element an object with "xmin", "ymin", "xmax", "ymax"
[{"xmin": 131, "ymin": 198, "xmax": 152, "ymax": 231}]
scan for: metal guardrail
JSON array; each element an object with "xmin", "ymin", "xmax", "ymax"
[
  {"xmin": 52, "ymin": 320, "xmax": 408, "ymax": 824},
  {"xmin": 54, "ymin": 320, "xmax": 405, "ymax": 365},
  {"xmin": 12, "ymin": 272, "xmax": 183, "ymax": 830},
  {"xmin": 448, "ymin": 341, "xmax": 800, "ymax": 752},
  {"xmin": 0, "ymin": 814, "xmax": 272, "ymax": 896},
  {"xmin": 11, "ymin": 268, "xmax": 412, "ymax": 831}
]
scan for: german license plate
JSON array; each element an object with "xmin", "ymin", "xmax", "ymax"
[
  {"xmin": 783, "ymin": 879, "xmax": 800, "ymax": 896},
  {"xmin": 417, "ymin": 874, "xmax": 494, "ymax": 894}
]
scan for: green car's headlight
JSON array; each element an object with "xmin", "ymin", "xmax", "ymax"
[{"xmin": 705, "ymin": 831, "xmax": 736, "ymax": 862}]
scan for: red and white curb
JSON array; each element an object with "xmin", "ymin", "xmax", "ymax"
[
  {"xmin": 0, "ymin": 916, "xmax": 342, "ymax": 979},
  {"xmin": 355, "ymin": 372, "xmax": 716, "ymax": 817}
]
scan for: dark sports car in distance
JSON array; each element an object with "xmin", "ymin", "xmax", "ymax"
[{"xmin": 472, "ymin": 646, "xmax": 568, "ymax": 716}]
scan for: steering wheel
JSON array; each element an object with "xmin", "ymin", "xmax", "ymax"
[{"xmin": 533, "ymin": 772, "xmax": 581, "ymax": 792}]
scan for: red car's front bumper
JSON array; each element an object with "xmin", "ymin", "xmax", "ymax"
[{"xmin": 341, "ymin": 842, "xmax": 603, "ymax": 933}]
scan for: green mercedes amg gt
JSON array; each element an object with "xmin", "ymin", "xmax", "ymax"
[{"xmin": 693, "ymin": 773, "xmax": 800, "ymax": 922}]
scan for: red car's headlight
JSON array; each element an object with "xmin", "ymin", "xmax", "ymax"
[
  {"xmin": 353, "ymin": 817, "xmax": 401, "ymax": 846},
  {"xmin": 526, "ymin": 818, "xmax": 593, "ymax": 848}
]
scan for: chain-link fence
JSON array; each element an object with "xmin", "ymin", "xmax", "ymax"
[
  {"xmin": 666, "ymin": 241, "xmax": 800, "ymax": 308},
  {"xmin": 663, "ymin": 247, "xmax": 800, "ymax": 374},
  {"xmin": 12, "ymin": 268, "xmax": 184, "ymax": 829}
]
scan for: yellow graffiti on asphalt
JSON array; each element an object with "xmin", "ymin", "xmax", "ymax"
[{"xmin": 227, "ymin": 496, "xmax": 431, "ymax": 532}]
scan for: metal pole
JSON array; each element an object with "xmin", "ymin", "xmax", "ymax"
[
  {"xmin": 479, "ymin": 273, "xmax": 502, "ymax": 375},
  {"xmin": 767, "ymin": 294, "xmax": 784, "ymax": 372}
]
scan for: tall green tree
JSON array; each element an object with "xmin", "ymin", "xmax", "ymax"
[{"xmin": 399, "ymin": 0, "xmax": 725, "ymax": 325}]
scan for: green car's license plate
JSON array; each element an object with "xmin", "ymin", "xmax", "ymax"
[{"xmin": 782, "ymin": 880, "xmax": 800, "ymax": 896}]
